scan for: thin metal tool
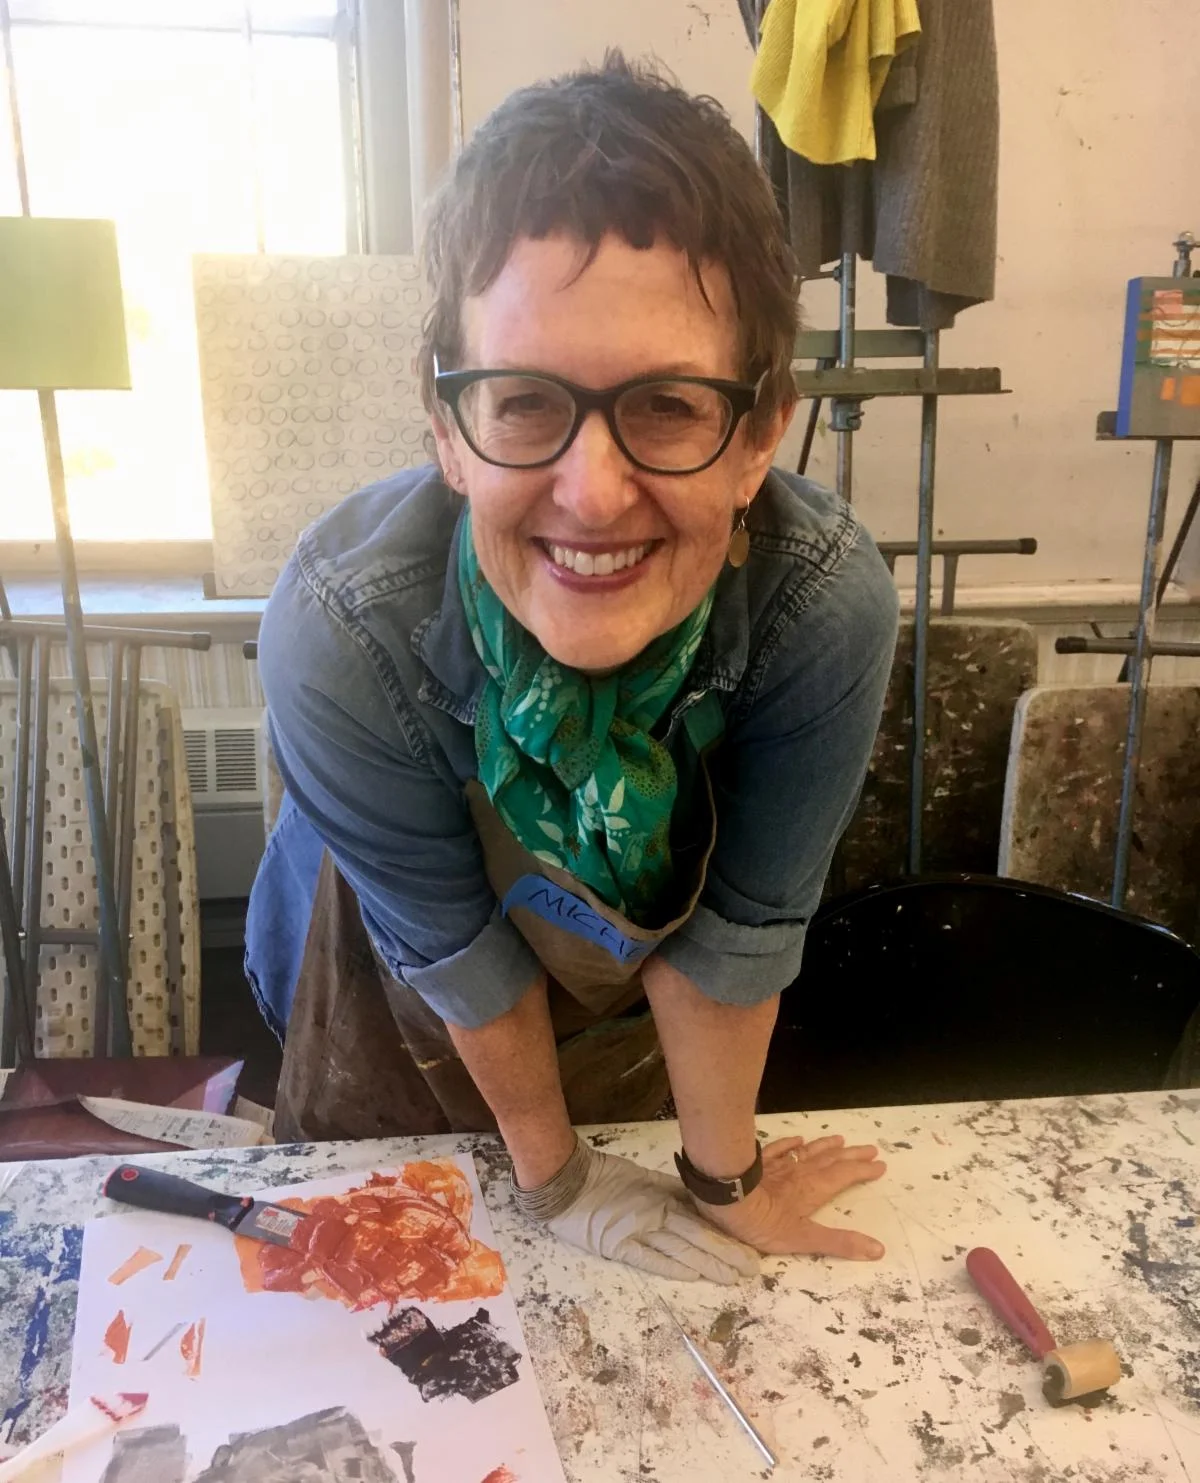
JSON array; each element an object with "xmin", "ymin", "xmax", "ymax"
[{"xmin": 654, "ymin": 1293, "xmax": 777, "ymax": 1471}]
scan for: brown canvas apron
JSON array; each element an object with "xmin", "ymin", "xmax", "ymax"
[{"xmin": 273, "ymin": 695, "xmax": 724, "ymax": 1143}]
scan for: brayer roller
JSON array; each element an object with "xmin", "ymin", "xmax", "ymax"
[{"xmin": 966, "ymin": 1247, "xmax": 1122, "ymax": 1404}]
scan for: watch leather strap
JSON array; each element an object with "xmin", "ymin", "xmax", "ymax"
[{"xmin": 674, "ymin": 1142, "xmax": 763, "ymax": 1206}]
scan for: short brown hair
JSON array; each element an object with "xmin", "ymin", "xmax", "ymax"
[{"xmin": 418, "ymin": 52, "xmax": 798, "ymax": 441}]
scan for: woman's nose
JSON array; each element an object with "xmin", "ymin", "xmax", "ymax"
[{"xmin": 550, "ymin": 409, "xmax": 639, "ymax": 527}]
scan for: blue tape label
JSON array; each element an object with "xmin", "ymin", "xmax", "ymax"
[{"xmin": 500, "ymin": 875, "xmax": 654, "ymax": 965}]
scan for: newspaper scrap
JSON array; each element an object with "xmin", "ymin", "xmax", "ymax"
[{"xmin": 80, "ymin": 1098, "xmax": 273, "ymax": 1151}]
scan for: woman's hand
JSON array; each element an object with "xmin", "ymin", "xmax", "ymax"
[
  {"xmin": 695, "ymin": 1135, "xmax": 887, "ymax": 1261},
  {"xmin": 532, "ymin": 1141, "xmax": 762, "ymax": 1284}
]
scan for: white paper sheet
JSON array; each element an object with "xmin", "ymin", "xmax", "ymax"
[
  {"xmin": 79, "ymin": 1098, "xmax": 271, "ymax": 1151},
  {"xmin": 67, "ymin": 1156, "xmax": 565, "ymax": 1483}
]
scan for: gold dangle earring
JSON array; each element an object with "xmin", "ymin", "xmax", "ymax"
[{"xmin": 726, "ymin": 500, "xmax": 751, "ymax": 569}]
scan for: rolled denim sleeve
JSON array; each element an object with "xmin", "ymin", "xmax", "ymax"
[
  {"xmin": 256, "ymin": 558, "xmax": 541, "ymax": 1030},
  {"xmin": 656, "ymin": 532, "xmax": 899, "ymax": 1003}
]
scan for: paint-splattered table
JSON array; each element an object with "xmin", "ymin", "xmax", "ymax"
[{"xmin": 2, "ymin": 1091, "xmax": 1198, "ymax": 1481}]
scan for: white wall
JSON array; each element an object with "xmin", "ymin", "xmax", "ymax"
[{"xmin": 457, "ymin": 0, "xmax": 1200, "ymax": 602}]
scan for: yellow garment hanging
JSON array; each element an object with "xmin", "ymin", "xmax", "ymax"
[{"xmin": 751, "ymin": 0, "xmax": 921, "ymax": 166}]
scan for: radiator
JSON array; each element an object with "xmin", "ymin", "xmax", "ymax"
[{"xmin": 181, "ymin": 708, "xmax": 266, "ymax": 901}]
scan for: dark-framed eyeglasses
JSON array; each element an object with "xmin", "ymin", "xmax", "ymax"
[{"xmin": 433, "ymin": 358, "xmax": 763, "ymax": 476}]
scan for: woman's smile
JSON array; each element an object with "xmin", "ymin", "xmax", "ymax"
[{"xmin": 537, "ymin": 536, "xmax": 661, "ymax": 591}]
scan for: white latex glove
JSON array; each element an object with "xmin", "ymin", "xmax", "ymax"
[{"xmin": 534, "ymin": 1142, "xmax": 761, "ymax": 1284}]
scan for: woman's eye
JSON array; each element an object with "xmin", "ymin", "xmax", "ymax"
[
  {"xmin": 497, "ymin": 394, "xmax": 552, "ymax": 417},
  {"xmin": 646, "ymin": 395, "xmax": 696, "ymax": 418}
]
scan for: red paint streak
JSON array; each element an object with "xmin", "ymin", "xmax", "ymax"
[
  {"xmin": 180, "ymin": 1319, "xmax": 206, "ymax": 1379},
  {"xmin": 479, "ymin": 1468, "xmax": 518, "ymax": 1483},
  {"xmin": 89, "ymin": 1393, "xmax": 149, "ymax": 1424},
  {"xmin": 102, "ymin": 1311, "xmax": 131, "ymax": 1365},
  {"xmin": 234, "ymin": 1163, "xmax": 505, "ymax": 1311}
]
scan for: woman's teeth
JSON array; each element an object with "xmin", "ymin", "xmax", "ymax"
[{"xmin": 548, "ymin": 543, "xmax": 651, "ymax": 577}]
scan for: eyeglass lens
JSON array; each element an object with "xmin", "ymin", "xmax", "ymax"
[{"xmin": 456, "ymin": 375, "xmax": 735, "ymax": 472}]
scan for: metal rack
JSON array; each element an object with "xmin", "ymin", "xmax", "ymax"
[
  {"xmin": 1054, "ymin": 231, "xmax": 1200, "ymax": 909},
  {"xmin": 788, "ymin": 170, "xmax": 1015, "ymax": 872},
  {"xmin": 0, "ymin": 608, "xmax": 211, "ymax": 1062}
]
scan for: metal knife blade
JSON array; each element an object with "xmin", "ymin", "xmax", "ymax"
[
  {"xmin": 103, "ymin": 1164, "xmax": 310, "ymax": 1247},
  {"xmin": 234, "ymin": 1199, "xmax": 309, "ymax": 1246}
]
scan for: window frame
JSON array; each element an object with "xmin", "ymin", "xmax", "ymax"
[{"xmin": 0, "ymin": 0, "xmax": 412, "ymax": 581}]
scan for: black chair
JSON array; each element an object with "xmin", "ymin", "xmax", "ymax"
[{"xmin": 759, "ymin": 874, "xmax": 1200, "ymax": 1113}]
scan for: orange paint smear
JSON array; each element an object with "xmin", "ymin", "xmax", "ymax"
[
  {"xmin": 234, "ymin": 1161, "xmax": 505, "ymax": 1312},
  {"xmin": 103, "ymin": 1311, "xmax": 131, "ymax": 1364},
  {"xmin": 107, "ymin": 1247, "xmax": 163, "ymax": 1286},
  {"xmin": 180, "ymin": 1318, "xmax": 206, "ymax": 1379},
  {"xmin": 479, "ymin": 1468, "xmax": 517, "ymax": 1483},
  {"xmin": 163, "ymin": 1243, "xmax": 191, "ymax": 1281}
]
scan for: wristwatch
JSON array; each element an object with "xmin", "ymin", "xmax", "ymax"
[{"xmin": 674, "ymin": 1142, "xmax": 763, "ymax": 1206}]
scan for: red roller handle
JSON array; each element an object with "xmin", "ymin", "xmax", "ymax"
[{"xmin": 966, "ymin": 1247, "xmax": 1057, "ymax": 1360}]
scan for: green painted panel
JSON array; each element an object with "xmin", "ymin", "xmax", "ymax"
[{"xmin": 0, "ymin": 217, "xmax": 131, "ymax": 390}]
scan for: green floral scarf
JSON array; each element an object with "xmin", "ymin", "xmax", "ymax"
[{"xmin": 457, "ymin": 510, "xmax": 714, "ymax": 923}]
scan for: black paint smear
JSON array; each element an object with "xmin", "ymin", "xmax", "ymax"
[
  {"xmin": 1122, "ymin": 1215, "xmax": 1200, "ymax": 1404},
  {"xmin": 1123, "ymin": 1217, "xmax": 1198, "ymax": 1327},
  {"xmin": 908, "ymin": 1410, "xmax": 966, "ymax": 1467},
  {"xmin": 100, "ymin": 1409, "xmax": 397, "ymax": 1483},
  {"xmin": 195, "ymin": 1408, "xmax": 397, "ymax": 1482},
  {"xmin": 100, "ymin": 1424, "xmax": 189, "ymax": 1483},
  {"xmin": 370, "ymin": 1306, "xmax": 522, "ymax": 1404}
]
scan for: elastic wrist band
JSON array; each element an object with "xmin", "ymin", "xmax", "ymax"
[{"xmin": 509, "ymin": 1134, "xmax": 592, "ymax": 1221}]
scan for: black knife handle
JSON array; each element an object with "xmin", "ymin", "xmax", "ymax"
[{"xmin": 103, "ymin": 1164, "xmax": 252, "ymax": 1232}]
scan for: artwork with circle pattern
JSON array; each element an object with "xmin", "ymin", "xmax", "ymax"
[{"xmin": 194, "ymin": 255, "xmax": 432, "ymax": 598}]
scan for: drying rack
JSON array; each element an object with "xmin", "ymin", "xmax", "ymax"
[
  {"xmin": 1054, "ymin": 230, "xmax": 1200, "ymax": 909},
  {"xmin": 0, "ymin": 597, "xmax": 212, "ymax": 1063},
  {"xmin": 775, "ymin": 162, "xmax": 1024, "ymax": 872}
]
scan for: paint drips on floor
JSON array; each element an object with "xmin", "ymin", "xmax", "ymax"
[
  {"xmin": 369, "ymin": 1306, "xmax": 522, "ymax": 1403},
  {"xmin": 235, "ymin": 1163, "xmax": 505, "ymax": 1310},
  {"xmin": 479, "ymin": 1467, "xmax": 518, "ymax": 1483}
]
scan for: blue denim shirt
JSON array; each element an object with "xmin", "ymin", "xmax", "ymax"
[{"xmin": 245, "ymin": 464, "xmax": 898, "ymax": 1036}]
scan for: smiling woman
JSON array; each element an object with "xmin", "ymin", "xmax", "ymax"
[
  {"xmin": 247, "ymin": 53, "xmax": 900, "ymax": 1283},
  {"xmin": 433, "ymin": 233, "xmax": 783, "ymax": 673}
]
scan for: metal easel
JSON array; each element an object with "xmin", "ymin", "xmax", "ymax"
[
  {"xmin": 787, "ymin": 170, "xmax": 1018, "ymax": 874},
  {"xmin": 746, "ymin": 1, "xmax": 1029, "ymax": 873},
  {"xmin": 1054, "ymin": 230, "xmax": 1200, "ymax": 910}
]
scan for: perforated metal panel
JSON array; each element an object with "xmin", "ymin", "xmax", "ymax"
[
  {"xmin": 0, "ymin": 680, "xmax": 201, "ymax": 1058},
  {"xmin": 194, "ymin": 253, "xmax": 432, "ymax": 598}
]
